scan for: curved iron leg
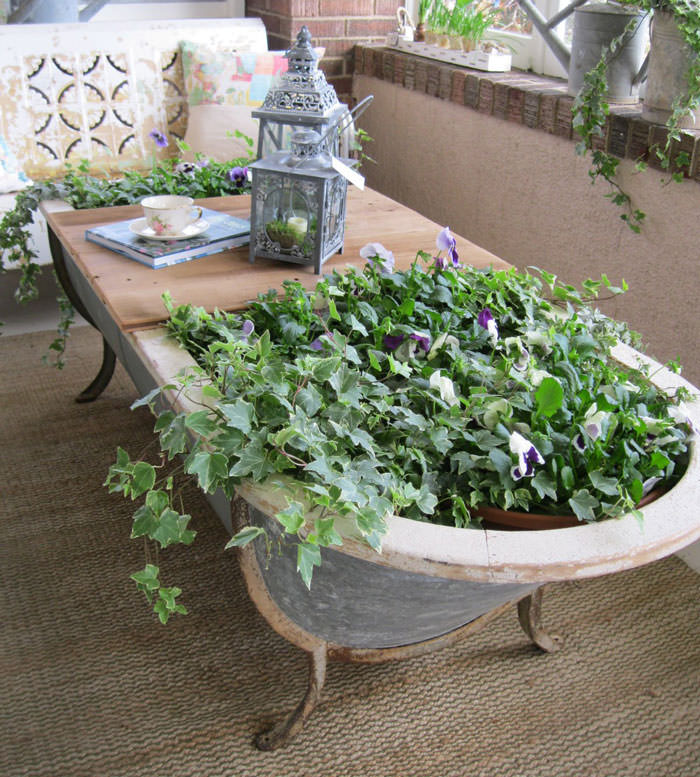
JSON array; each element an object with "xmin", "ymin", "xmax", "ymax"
[
  {"xmin": 518, "ymin": 586, "xmax": 562, "ymax": 653},
  {"xmin": 75, "ymin": 338, "xmax": 117, "ymax": 403},
  {"xmin": 48, "ymin": 225, "xmax": 116, "ymax": 401},
  {"xmin": 255, "ymin": 643, "xmax": 327, "ymax": 751}
]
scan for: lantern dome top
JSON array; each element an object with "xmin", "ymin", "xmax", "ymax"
[
  {"xmin": 258, "ymin": 26, "xmax": 342, "ymax": 118},
  {"xmin": 286, "ymin": 25, "xmax": 318, "ymax": 72}
]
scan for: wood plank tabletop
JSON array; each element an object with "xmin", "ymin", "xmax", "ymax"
[{"xmin": 43, "ymin": 188, "xmax": 509, "ymax": 332}]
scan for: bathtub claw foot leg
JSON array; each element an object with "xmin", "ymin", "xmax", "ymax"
[
  {"xmin": 518, "ymin": 587, "xmax": 562, "ymax": 653},
  {"xmin": 255, "ymin": 643, "xmax": 327, "ymax": 751}
]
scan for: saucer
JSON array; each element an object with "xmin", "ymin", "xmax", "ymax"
[{"xmin": 129, "ymin": 217, "xmax": 210, "ymax": 241}]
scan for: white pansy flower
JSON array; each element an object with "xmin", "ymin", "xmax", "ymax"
[
  {"xmin": 530, "ymin": 368, "xmax": 552, "ymax": 387},
  {"xmin": 429, "ymin": 370, "xmax": 459, "ymax": 407},
  {"xmin": 508, "ymin": 430, "xmax": 544, "ymax": 480},
  {"xmin": 360, "ymin": 242, "xmax": 395, "ymax": 274},
  {"xmin": 427, "ymin": 332, "xmax": 459, "ymax": 361}
]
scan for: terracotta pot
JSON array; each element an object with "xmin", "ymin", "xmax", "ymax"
[{"xmin": 474, "ymin": 489, "xmax": 665, "ymax": 531}]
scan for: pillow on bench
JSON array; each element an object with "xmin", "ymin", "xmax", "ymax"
[{"xmin": 180, "ymin": 42, "xmax": 289, "ymax": 162}]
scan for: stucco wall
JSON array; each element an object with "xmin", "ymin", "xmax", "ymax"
[{"xmin": 353, "ymin": 74, "xmax": 700, "ymax": 387}]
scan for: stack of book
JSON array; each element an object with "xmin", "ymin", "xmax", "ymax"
[{"xmin": 85, "ymin": 207, "xmax": 250, "ymax": 269}]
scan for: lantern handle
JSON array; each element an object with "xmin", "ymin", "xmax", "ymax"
[{"xmin": 318, "ymin": 94, "xmax": 374, "ymax": 150}]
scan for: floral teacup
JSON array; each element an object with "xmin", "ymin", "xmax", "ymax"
[{"xmin": 141, "ymin": 195, "xmax": 202, "ymax": 236}]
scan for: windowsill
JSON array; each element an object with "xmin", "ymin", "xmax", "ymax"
[{"xmin": 353, "ymin": 44, "xmax": 700, "ymax": 182}]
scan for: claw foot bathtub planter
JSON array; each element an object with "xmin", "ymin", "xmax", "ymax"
[{"xmin": 129, "ymin": 320, "xmax": 700, "ymax": 751}]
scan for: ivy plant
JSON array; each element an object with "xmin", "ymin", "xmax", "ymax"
[
  {"xmin": 105, "ymin": 232, "xmax": 694, "ymax": 621},
  {"xmin": 571, "ymin": 1, "xmax": 700, "ymax": 232}
]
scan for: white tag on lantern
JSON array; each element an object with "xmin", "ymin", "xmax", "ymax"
[{"xmin": 331, "ymin": 156, "xmax": 365, "ymax": 190}]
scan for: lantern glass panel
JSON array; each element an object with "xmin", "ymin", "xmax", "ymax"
[{"xmin": 262, "ymin": 183, "xmax": 313, "ymax": 256}]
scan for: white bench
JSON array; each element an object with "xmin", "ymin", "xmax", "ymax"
[{"xmin": 0, "ymin": 17, "xmax": 268, "ymax": 265}]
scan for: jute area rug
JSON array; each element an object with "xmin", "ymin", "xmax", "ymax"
[{"xmin": 2, "ymin": 327, "xmax": 699, "ymax": 777}]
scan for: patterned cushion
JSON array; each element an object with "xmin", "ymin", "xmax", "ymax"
[{"xmin": 180, "ymin": 42, "xmax": 288, "ymax": 108}]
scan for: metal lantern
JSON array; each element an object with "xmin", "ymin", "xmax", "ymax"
[
  {"xmin": 248, "ymin": 128, "xmax": 348, "ymax": 274},
  {"xmin": 252, "ymin": 25, "xmax": 350, "ymax": 158}
]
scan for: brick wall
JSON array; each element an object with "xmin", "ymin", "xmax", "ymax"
[{"xmin": 245, "ymin": 0, "xmax": 399, "ymax": 101}]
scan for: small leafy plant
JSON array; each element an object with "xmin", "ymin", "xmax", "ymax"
[{"xmin": 106, "ymin": 229, "xmax": 693, "ymax": 620}]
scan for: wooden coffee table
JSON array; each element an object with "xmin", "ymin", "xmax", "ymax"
[{"xmin": 44, "ymin": 188, "xmax": 507, "ymax": 401}]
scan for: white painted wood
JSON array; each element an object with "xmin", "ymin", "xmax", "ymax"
[{"xmin": 90, "ymin": 0, "xmax": 244, "ymax": 22}]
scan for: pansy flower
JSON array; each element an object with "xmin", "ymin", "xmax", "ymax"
[
  {"xmin": 509, "ymin": 430, "xmax": 544, "ymax": 480},
  {"xmin": 477, "ymin": 308, "xmax": 499, "ymax": 346},
  {"xmin": 148, "ymin": 129, "xmax": 168, "ymax": 149},
  {"xmin": 434, "ymin": 226, "xmax": 460, "ymax": 269},
  {"xmin": 410, "ymin": 332, "xmax": 431, "ymax": 353},
  {"xmin": 240, "ymin": 320, "xmax": 254, "ymax": 340},
  {"xmin": 228, "ymin": 166, "xmax": 248, "ymax": 187},
  {"xmin": 429, "ymin": 370, "xmax": 459, "ymax": 407},
  {"xmin": 427, "ymin": 332, "xmax": 459, "ymax": 361},
  {"xmin": 504, "ymin": 336, "xmax": 529, "ymax": 371},
  {"xmin": 582, "ymin": 403, "xmax": 609, "ymax": 441},
  {"xmin": 175, "ymin": 161, "xmax": 197, "ymax": 176},
  {"xmin": 383, "ymin": 334, "xmax": 405, "ymax": 351},
  {"xmin": 524, "ymin": 329, "xmax": 553, "ymax": 355},
  {"xmin": 360, "ymin": 242, "xmax": 395, "ymax": 274}
]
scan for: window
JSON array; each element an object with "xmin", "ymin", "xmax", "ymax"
[{"xmin": 403, "ymin": 0, "xmax": 572, "ymax": 78}]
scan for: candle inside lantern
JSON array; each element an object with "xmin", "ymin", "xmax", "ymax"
[{"xmin": 287, "ymin": 216, "xmax": 308, "ymax": 234}]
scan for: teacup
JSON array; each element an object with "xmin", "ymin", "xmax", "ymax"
[{"xmin": 141, "ymin": 195, "xmax": 202, "ymax": 237}]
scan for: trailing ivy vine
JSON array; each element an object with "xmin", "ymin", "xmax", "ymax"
[{"xmin": 571, "ymin": 1, "xmax": 700, "ymax": 232}]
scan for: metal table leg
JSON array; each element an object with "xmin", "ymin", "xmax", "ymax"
[{"xmin": 48, "ymin": 224, "xmax": 116, "ymax": 402}]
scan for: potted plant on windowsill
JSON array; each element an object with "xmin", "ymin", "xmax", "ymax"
[
  {"xmin": 571, "ymin": 0, "xmax": 700, "ymax": 231},
  {"xmin": 392, "ymin": 0, "xmax": 510, "ymax": 71}
]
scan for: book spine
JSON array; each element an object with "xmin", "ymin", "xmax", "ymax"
[
  {"xmin": 151, "ymin": 236, "xmax": 250, "ymax": 268},
  {"xmin": 85, "ymin": 233, "xmax": 156, "ymax": 265}
]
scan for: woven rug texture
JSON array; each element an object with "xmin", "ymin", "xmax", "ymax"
[{"xmin": 1, "ymin": 327, "xmax": 699, "ymax": 777}]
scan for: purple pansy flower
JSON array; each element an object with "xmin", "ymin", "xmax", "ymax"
[
  {"xmin": 434, "ymin": 254, "xmax": 449, "ymax": 271},
  {"xmin": 410, "ymin": 332, "xmax": 431, "ymax": 352},
  {"xmin": 436, "ymin": 226, "xmax": 460, "ymax": 267},
  {"xmin": 383, "ymin": 334, "xmax": 405, "ymax": 351},
  {"xmin": 509, "ymin": 431, "xmax": 544, "ymax": 480},
  {"xmin": 196, "ymin": 157, "xmax": 210, "ymax": 168},
  {"xmin": 241, "ymin": 320, "xmax": 254, "ymax": 339},
  {"xmin": 149, "ymin": 129, "xmax": 168, "ymax": 149},
  {"xmin": 573, "ymin": 433, "xmax": 586, "ymax": 453},
  {"xmin": 477, "ymin": 308, "xmax": 499, "ymax": 346},
  {"xmin": 228, "ymin": 166, "xmax": 248, "ymax": 186}
]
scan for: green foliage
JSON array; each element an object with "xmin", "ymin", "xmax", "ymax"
[
  {"xmin": 131, "ymin": 565, "xmax": 188, "ymax": 624},
  {"xmin": 571, "ymin": 2, "xmax": 700, "ymax": 231},
  {"xmin": 0, "ymin": 139, "xmax": 254, "ymax": 363},
  {"xmin": 110, "ymin": 252, "xmax": 692, "ymax": 612},
  {"xmin": 424, "ymin": 0, "xmax": 496, "ymax": 42}
]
